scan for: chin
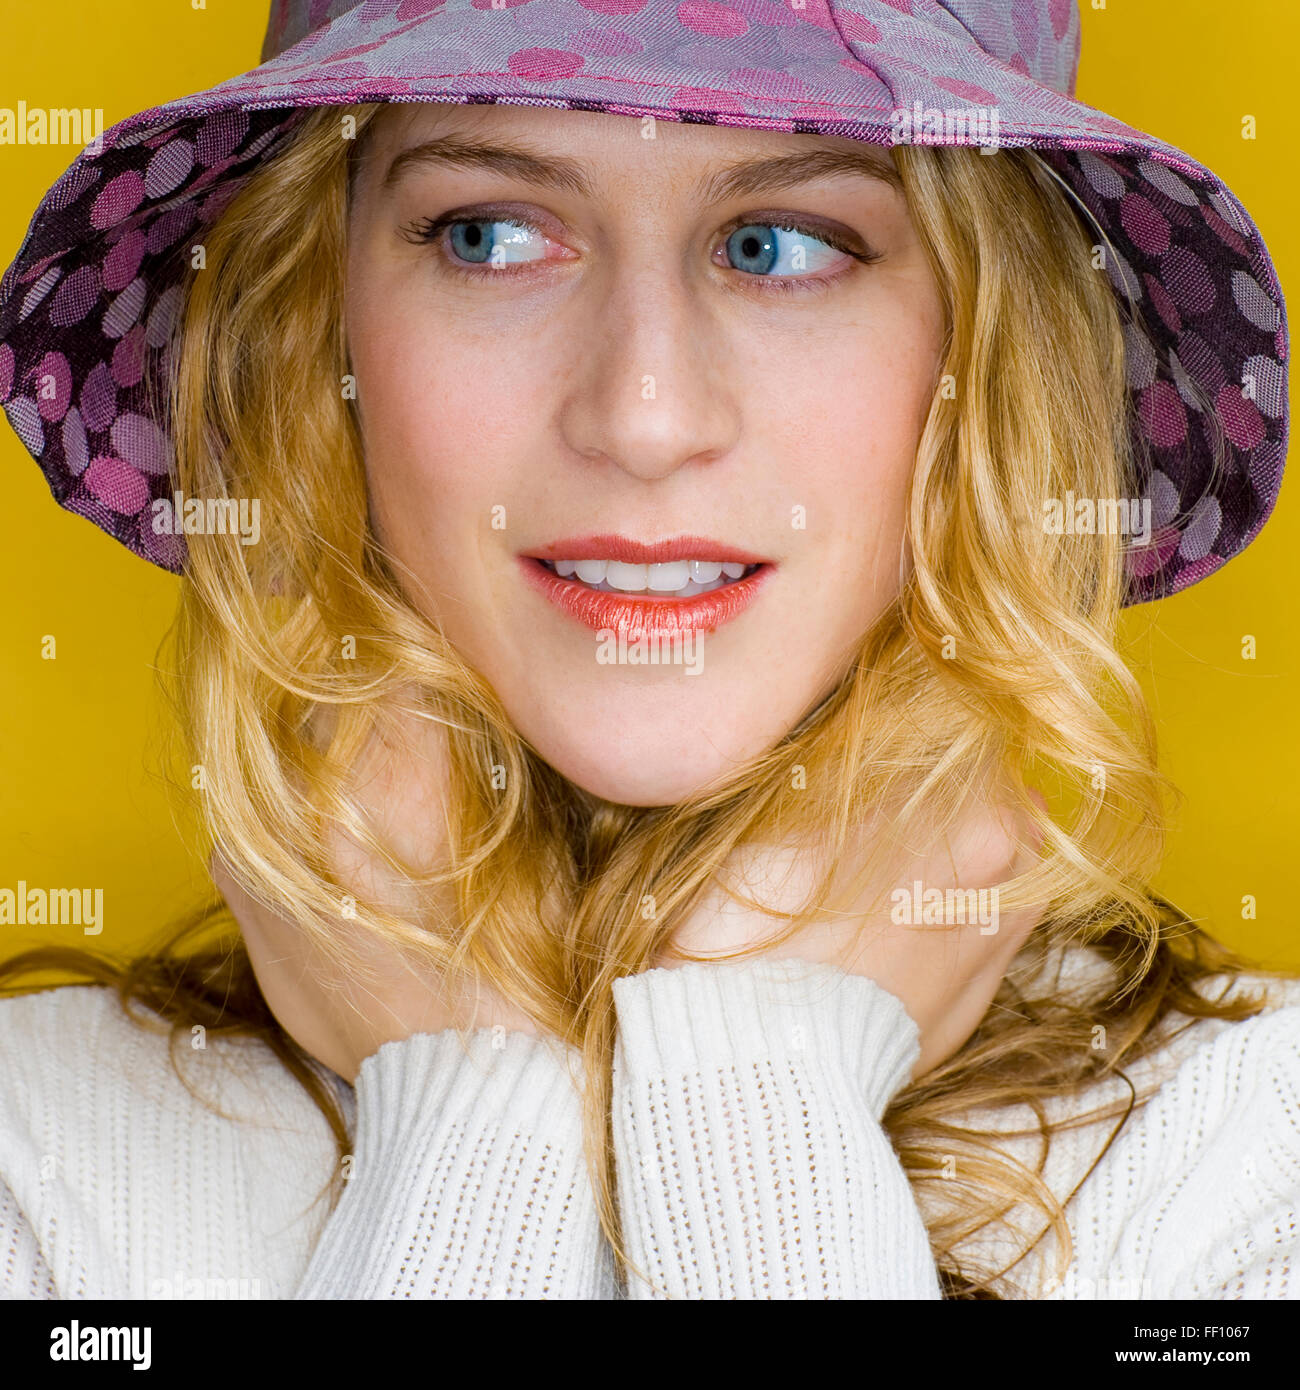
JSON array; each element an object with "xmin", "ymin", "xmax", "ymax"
[{"xmin": 513, "ymin": 704, "xmax": 777, "ymax": 808}]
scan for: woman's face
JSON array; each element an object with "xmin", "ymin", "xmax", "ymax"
[{"xmin": 346, "ymin": 104, "xmax": 944, "ymax": 806}]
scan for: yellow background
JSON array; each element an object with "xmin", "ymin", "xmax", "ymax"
[{"xmin": 1, "ymin": 1, "xmax": 1296, "ymax": 967}]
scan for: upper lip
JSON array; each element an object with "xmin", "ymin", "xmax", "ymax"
[{"xmin": 525, "ymin": 534, "xmax": 770, "ymax": 565}]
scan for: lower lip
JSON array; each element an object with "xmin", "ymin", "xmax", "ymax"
[{"xmin": 519, "ymin": 557, "xmax": 771, "ymax": 637}]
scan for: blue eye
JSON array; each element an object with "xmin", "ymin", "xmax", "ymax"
[
  {"xmin": 724, "ymin": 223, "xmax": 844, "ymax": 277},
  {"xmin": 447, "ymin": 219, "xmax": 547, "ymax": 266}
]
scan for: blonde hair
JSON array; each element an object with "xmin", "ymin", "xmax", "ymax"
[{"xmin": 2, "ymin": 104, "xmax": 1277, "ymax": 1297}]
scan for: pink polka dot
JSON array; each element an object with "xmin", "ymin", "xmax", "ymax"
[
  {"xmin": 84, "ymin": 455, "xmax": 150, "ymax": 515},
  {"xmin": 836, "ymin": 13, "xmax": 881, "ymax": 42},
  {"xmin": 35, "ymin": 351, "xmax": 73, "ymax": 422},
  {"xmin": 578, "ymin": 0, "xmax": 647, "ymax": 11},
  {"xmin": 111, "ymin": 324, "xmax": 148, "ymax": 388},
  {"xmin": 1143, "ymin": 272, "xmax": 1182, "ymax": 336},
  {"xmin": 91, "ymin": 171, "xmax": 146, "ymax": 230},
  {"xmin": 934, "ymin": 77, "xmax": 1000, "ymax": 105},
  {"xmin": 1050, "ymin": 0, "xmax": 1073, "ymax": 39},
  {"xmin": 677, "ymin": 2, "xmax": 746, "ymax": 38},
  {"xmin": 0, "ymin": 343, "xmax": 12, "ymax": 403},
  {"xmin": 507, "ymin": 47, "xmax": 585, "ymax": 79},
  {"xmin": 1138, "ymin": 380, "xmax": 1187, "ymax": 448},
  {"xmin": 1200, "ymin": 203, "xmax": 1249, "ymax": 257},
  {"xmin": 671, "ymin": 86, "xmax": 745, "ymax": 113},
  {"xmin": 1120, "ymin": 193, "xmax": 1170, "ymax": 254},
  {"xmin": 728, "ymin": 67, "xmax": 808, "ymax": 100},
  {"xmin": 1215, "ymin": 385, "xmax": 1266, "ymax": 450},
  {"xmin": 396, "ymin": 0, "xmax": 445, "ymax": 16},
  {"xmin": 102, "ymin": 229, "xmax": 146, "ymax": 292}
]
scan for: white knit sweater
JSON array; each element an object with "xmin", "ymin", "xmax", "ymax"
[{"xmin": 0, "ymin": 952, "xmax": 1297, "ymax": 1300}]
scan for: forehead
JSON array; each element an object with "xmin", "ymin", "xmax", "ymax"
[{"xmin": 355, "ymin": 100, "xmax": 900, "ymax": 200}]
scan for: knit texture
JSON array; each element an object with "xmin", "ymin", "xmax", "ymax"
[{"xmin": 0, "ymin": 952, "xmax": 1296, "ymax": 1300}]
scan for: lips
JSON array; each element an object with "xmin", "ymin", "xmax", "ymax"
[{"xmin": 520, "ymin": 534, "xmax": 773, "ymax": 637}]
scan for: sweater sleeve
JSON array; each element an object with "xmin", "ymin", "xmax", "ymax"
[
  {"xmin": 294, "ymin": 1027, "xmax": 613, "ymax": 1299},
  {"xmin": 0, "ymin": 1176, "xmax": 58, "ymax": 1299},
  {"xmin": 609, "ymin": 957, "xmax": 943, "ymax": 1299}
]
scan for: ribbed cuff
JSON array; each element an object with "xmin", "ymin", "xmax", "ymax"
[
  {"xmin": 297, "ymin": 1028, "xmax": 609, "ymax": 1299},
  {"xmin": 354, "ymin": 1028, "xmax": 585, "ymax": 1138},
  {"xmin": 612, "ymin": 957, "xmax": 921, "ymax": 1116}
]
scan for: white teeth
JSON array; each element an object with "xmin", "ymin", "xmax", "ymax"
[
  {"xmin": 545, "ymin": 557, "xmax": 757, "ymax": 598},
  {"xmin": 647, "ymin": 561, "xmax": 691, "ymax": 591},
  {"xmin": 605, "ymin": 561, "xmax": 649, "ymax": 592}
]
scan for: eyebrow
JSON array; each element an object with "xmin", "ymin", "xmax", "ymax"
[{"xmin": 380, "ymin": 134, "xmax": 901, "ymax": 203}]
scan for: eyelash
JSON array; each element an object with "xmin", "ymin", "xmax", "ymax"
[{"xmin": 400, "ymin": 211, "xmax": 881, "ymax": 294}]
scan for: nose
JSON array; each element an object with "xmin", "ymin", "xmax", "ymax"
[{"xmin": 556, "ymin": 265, "xmax": 741, "ymax": 483}]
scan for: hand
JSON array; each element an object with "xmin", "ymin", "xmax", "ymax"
[
  {"xmin": 656, "ymin": 787, "xmax": 1049, "ymax": 1081},
  {"xmin": 212, "ymin": 702, "xmax": 538, "ymax": 1085}
]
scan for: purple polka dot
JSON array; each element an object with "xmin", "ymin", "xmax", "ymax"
[
  {"xmin": 102, "ymin": 277, "xmax": 148, "ymax": 339},
  {"xmin": 195, "ymin": 111, "xmax": 250, "ymax": 167},
  {"xmin": 35, "ymin": 351, "xmax": 73, "ymax": 422},
  {"xmin": 84, "ymin": 455, "xmax": 150, "ymax": 514},
  {"xmin": 1138, "ymin": 380, "xmax": 1187, "ymax": 448},
  {"xmin": 146, "ymin": 286, "xmax": 183, "ymax": 349},
  {"xmin": 80, "ymin": 361, "xmax": 118, "ymax": 432},
  {"xmin": 91, "ymin": 171, "xmax": 146, "ymax": 229},
  {"xmin": 567, "ymin": 27, "xmax": 641, "ymax": 56},
  {"xmin": 19, "ymin": 267, "xmax": 61, "ymax": 322},
  {"xmin": 111, "ymin": 324, "xmax": 148, "ymax": 388},
  {"xmin": 144, "ymin": 140, "xmax": 195, "ymax": 199},
  {"xmin": 1120, "ymin": 194, "xmax": 1170, "ymax": 254},
  {"xmin": 103, "ymin": 229, "xmax": 146, "ymax": 292},
  {"xmin": 111, "ymin": 411, "xmax": 172, "ymax": 476},
  {"xmin": 145, "ymin": 203, "xmax": 199, "ymax": 256},
  {"xmin": 48, "ymin": 265, "xmax": 102, "ymax": 327},
  {"xmin": 578, "ymin": 0, "xmax": 646, "ymax": 11},
  {"xmin": 728, "ymin": 67, "xmax": 808, "ymax": 100},
  {"xmin": 4, "ymin": 396, "xmax": 44, "ymax": 455},
  {"xmin": 62, "ymin": 408, "xmax": 89, "ymax": 476}
]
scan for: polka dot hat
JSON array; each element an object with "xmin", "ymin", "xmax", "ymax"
[{"xmin": 0, "ymin": 0, "xmax": 1288, "ymax": 604}]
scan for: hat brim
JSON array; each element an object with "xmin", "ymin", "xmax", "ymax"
[{"xmin": 0, "ymin": 0, "xmax": 1287, "ymax": 604}]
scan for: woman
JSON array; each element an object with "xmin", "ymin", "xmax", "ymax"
[{"xmin": 0, "ymin": 0, "xmax": 1295, "ymax": 1300}]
